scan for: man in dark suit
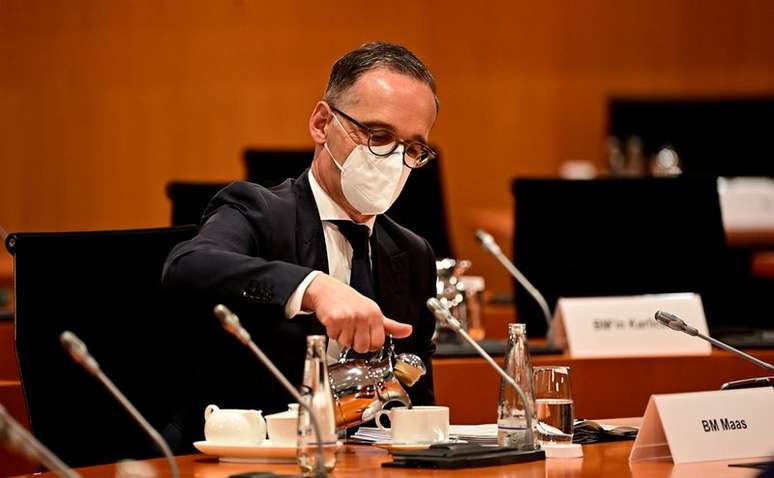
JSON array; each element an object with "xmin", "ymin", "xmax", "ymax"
[{"xmin": 162, "ymin": 42, "xmax": 440, "ymax": 445}]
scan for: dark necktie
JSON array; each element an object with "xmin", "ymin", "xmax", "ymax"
[{"xmin": 330, "ymin": 220, "xmax": 375, "ymax": 300}]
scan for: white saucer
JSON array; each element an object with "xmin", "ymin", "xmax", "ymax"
[
  {"xmin": 194, "ymin": 440, "xmax": 344, "ymax": 463},
  {"xmin": 371, "ymin": 442, "xmax": 432, "ymax": 452},
  {"xmin": 193, "ymin": 440, "xmax": 296, "ymax": 463},
  {"xmin": 371, "ymin": 440, "xmax": 462, "ymax": 452}
]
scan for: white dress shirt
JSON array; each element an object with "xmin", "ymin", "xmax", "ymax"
[{"xmin": 284, "ymin": 170, "xmax": 375, "ymax": 364}]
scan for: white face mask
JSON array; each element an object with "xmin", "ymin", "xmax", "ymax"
[{"xmin": 324, "ymin": 113, "xmax": 411, "ymax": 215}]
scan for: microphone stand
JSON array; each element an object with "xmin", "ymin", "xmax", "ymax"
[
  {"xmin": 0, "ymin": 403, "xmax": 81, "ymax": 478},
  {"xmin": 654, "ymin": 311, "xmax": 774, "ymax": 373},
  {"xmin": 213, "ymin": 305, "xmax": 328, "ymax": 478},
  {"xmin": 60, "ymin": 332, "xmax": 179, "ymax": 478},
  {"xmin": 699, "ymin": 335, "xmax": 774, "ymax": 373},
  {"xmin": 427, "ymin": 298, "xmax": 539, "ymax": 451},
  {"xmin": 474, "ymin": 230, "xmax": 555, "ymax": 344}
]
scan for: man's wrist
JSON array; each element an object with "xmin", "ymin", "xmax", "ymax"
[
  {"xmin": 284, "ymin": 270, "xmax": 322, "ymax": 319},
  {"xmin": 301, "ymin": 271, "xmax": 330, "ymax": 312}
]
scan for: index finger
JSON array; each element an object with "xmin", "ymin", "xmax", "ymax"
[
  {"xmin": 369, "ymin": 317, "xmax": 385, "ymax": 352},
  {"xmin": 383, "ymin": 317, "xmax": 413, "ymax": 339}
]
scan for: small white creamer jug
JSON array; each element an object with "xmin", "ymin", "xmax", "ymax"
[{"xmin": 203, "ymin": 404, "xmax": 266, "ymax": 446}]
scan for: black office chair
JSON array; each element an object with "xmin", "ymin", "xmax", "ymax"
[
  {"xmin": 6, "ymin": 226, "xmax": 198, "ymax": 468},
  {"xmin": 511, "ymin": 177, "xmax": 736, "ymax": 337},
  {"xmin": 388, "ymin": 155, "xmax": 454, "ymax": 258},
  {"xmin": 166, "ymin": 181, "xmax": 229, "ymax": 226},
  {"xmin": 243, "ymin": 148, "xmax": 313, "ymax": 187}
]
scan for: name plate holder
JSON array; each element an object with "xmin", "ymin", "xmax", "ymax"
[
  {"xmin": 551, "ymin": 293, "xmax": 711, "ymax": 358},
  {"xmin": 630, "ymin": 388, "xmax": 774, "ymax": 464}
]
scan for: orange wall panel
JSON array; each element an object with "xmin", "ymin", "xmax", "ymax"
[{"xmin": 2, "ymin": 0, "xmax": 774, "ymax": 294}]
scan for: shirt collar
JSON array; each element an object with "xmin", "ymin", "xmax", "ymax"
[{"xmin": 308, "ymin": 170, "xmax": 376, "ymax": 233}]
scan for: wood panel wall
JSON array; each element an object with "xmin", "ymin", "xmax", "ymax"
[{"xmin": 2, "ymin": 0, "xmax": 774, "ymax": 293}]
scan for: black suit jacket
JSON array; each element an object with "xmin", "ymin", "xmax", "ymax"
[{"xmin": 162, "ymin": 170, "xmax": 437, "ymax": 449}]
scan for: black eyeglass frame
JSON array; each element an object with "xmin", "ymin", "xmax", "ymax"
[{"xmin": 329, "ymin": 105, "xmax": 437, "ymax": 169}]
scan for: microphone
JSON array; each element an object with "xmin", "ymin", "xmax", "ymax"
[
  {"xmin": 654, "ymin": 311, "xmax": 774, "ymax": 373},
  {"xmin": 474, "ymin": 230, "xmax": 553, "ymax": 337},
  {"xmin": 653, "ymin": 310, "xmax": 699, "ymax": 336},
  {"xmin": 426, "ymin": 298, "xmax": 537, "ymax": 450},
  {"xmin": 59, "ymin": 331, "xmax": 180, "ymax": 478},
  {"xmin": 0, "ymin": 403, "xmax": 81, "ymax": 478},
  {"xmin": 213, "ymin": 304, "xmax": 327, "ymax": 478}
]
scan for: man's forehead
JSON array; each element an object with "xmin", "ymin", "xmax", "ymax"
[
  {"xmin": 338, "ymin": 68, "xmax": 436, "ymax": 137},
  {"xmin": 341, "ymin": 68, "xmax": 434, "ymax": 108}
]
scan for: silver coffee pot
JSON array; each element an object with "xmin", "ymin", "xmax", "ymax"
[
  {"xmin": 327, "ymin": 337, "xmax": 426, "ymax": 431},
  {"xmin": 435, "ymin": 258, "xmax": 471, "ymax": 343}
]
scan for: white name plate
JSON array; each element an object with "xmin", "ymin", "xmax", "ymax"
[
  {"xmin": 552, "ymin": 293, "xmax": 711, "ymax": 358},
  {"xmin": 630, "ymin": 388, "xmax": 774, "ymax": 464}
]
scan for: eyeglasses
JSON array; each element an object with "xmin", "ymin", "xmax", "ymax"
[{"xmin": 329, "ymin": 106, "xmax": 436, "ymax": 169}]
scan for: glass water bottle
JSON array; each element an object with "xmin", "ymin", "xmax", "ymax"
[
  {"xmin": 497, "ymin": 323, "xmax": 536, "ymax": 448},
  {"xmin": 297, "ymin": 335, "xmax": 337, "ymax": 475}
]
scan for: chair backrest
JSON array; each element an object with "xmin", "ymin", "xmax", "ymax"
[
  {"xmin": 511, "ymin": 177, "xmax": 731, "ymax": 337},
  {"xmin": 608, "ymin": 97, "xmax": 774, "ymax": 177},
  {"xmin": 166, "ymin": 182, "xmax": 229, "ymax": 226},
  {"xmin": 243, "ymin": 148, "xmax": 313, "ymax": 187},
  {"xmin": 387, "ymin": 155, "xmax": 454, "ymax": 258},
  {"xmin": 6, "ymin": 226, "xmax": 198, "ymax": 467}
]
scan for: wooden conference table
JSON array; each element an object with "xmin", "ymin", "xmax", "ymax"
[
  {"xmin": 14, "ymin": 437, "xmax": 765, "ymax": 478},
  {"xmin": 433, "ymin": 348, "xmax": 774, "ymax": 424}
]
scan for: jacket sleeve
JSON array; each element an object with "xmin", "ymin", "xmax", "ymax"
[{"xmin": 162, "ymin": 182, "xmax": 313, "ymax": 320}]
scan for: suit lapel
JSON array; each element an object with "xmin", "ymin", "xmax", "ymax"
[
  {"xmin": 372, "ymin": 222, "xmax": 410, "ymax": 322},
  {"xmin": 292, "ymin": 170, "xmax": 328, "ymax": 336},
  {"xmin": 293, "ymin": 170, "xmax": 329, "ymax": 274}
]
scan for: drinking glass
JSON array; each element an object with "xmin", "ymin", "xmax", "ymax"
[{"xmin": 533, "ymin": 366, "xmax": 574, "ymax": 445}]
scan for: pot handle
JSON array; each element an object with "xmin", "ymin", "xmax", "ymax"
[
  {"xmin": 204, "ymin": 404, "xmax": 219, "ymax": 422},
  {"xmin": 374, "ymin": 409, "xmax": 392, "ymax": 432},
  {"xmin": 337, "ymin": 334, "xmax": 395, "ymax": 363}
]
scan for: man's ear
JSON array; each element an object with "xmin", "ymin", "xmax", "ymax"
[{"xmin": 308, "ymin": 101, "xmax": 331, "ymax": 146}]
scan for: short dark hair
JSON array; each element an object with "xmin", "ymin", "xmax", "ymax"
[{"xmin": 324, "ymin": 42, "xmax": 438, "ymax": 110}]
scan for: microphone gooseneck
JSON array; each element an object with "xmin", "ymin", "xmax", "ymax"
[
  {"xmin": 0, "ymin": 403, "xmax": 81, "ymax": 478},
  {"xmin": 426, "ymin": 297, "xmax": 537, "ymax": 448},
  {"xmin": 59, "ymin": 331, "xmax": 100, "ymax": 372},
  {"xmin": 474, "ymin": 229, "xmax": 553, "ymax": 338},
  {"xmin": 654, "ymin": 310, "xmax": 699, "ymax": 336},
  {"xmin": 653, "ymin": 311, "xmax": 774, "ymax": 373},
  {"xmin": 59, "ymin": 331, "xmax": 180, "ymax": 478},
  {"xmin": 213, "ymin": 304, "xmax": 328, "ymax": 478}
]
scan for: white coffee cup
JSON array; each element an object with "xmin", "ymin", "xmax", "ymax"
[
  {"xmin": 264, "ymin": 403, "xmax": 298, "ymax": 447},
  {"xmin": 203, "ymin": 404, "xmax": 266, "ymax": 446},
  {"xmin": 375, "ymin": 406, "xmax": 450, "ymax": 444}
]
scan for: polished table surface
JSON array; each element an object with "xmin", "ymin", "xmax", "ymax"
[
  {"xmin": 14, "ymin": 440, "xmax": 766, "ymax": 478},
  {"xmin": 5, "ymin": 352, "xmax": 774, "ymax": 478},
  {"xmin": 753, "ymin": 250, "xmax": 774, "ymax": 279}
]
